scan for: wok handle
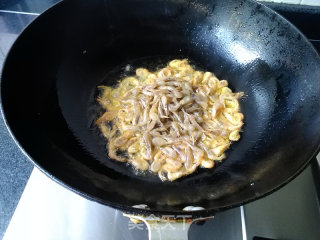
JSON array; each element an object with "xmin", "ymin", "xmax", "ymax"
[
  {"xmin": 123, "ymin": 213, "xmax": 213, "ymax": 240},
  {"xmin": 146, "ymin": 220, "xmax": 191, "ymax": 240}
]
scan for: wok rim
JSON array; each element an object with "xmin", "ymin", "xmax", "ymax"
[{"xmin": 0, "ymin": 0, "xmax": 319, "ymax": 217}]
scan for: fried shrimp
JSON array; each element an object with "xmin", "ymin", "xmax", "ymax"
[{"xmin": 96, "ymin": 59, "xmax": 244, "ymax": 181}]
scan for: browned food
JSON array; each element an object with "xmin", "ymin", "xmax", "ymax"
[{"xmin": 96, "ymin": 59, "xmax": 244, "ymax": 181}]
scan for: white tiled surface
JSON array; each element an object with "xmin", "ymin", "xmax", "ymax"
[
  {"xmin": 300, "ymin": 0, "xmax": 320, "ymax": 5},
  {"xmin": 3, "ymin": 168, "xmax": 120, "ymax": 240},
  {"xmin": 260, "ymin": 0, "xmax": 320, "ymax": 6},
  {"xmin": 261, "ymin": 0, "xmax": 301, "ymax": 4}
]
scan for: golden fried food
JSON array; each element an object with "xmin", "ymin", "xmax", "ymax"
[{"xmin": 96, "ymin": 59, "xmax": 244, "ymax": 181}]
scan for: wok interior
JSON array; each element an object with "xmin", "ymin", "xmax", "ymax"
[{"xmin": 2, "ymin": 0, "xmax": 320, "ymax": 214}]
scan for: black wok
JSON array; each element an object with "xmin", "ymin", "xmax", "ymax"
[{"xmin": 1, "ymin": 0, "xmax": 320, "ymax": 218}]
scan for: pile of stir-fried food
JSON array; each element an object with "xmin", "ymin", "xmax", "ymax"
[{"xmin": 96, "ymin": 59, "xmax": 244, "ymax": 181}]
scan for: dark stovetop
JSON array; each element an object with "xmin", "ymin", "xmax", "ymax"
[{"xmin": 0, "ymin": 1, "xmax": 320, "ymax": 240}]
